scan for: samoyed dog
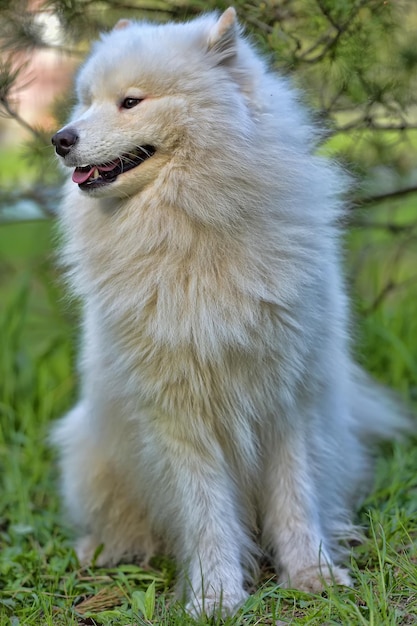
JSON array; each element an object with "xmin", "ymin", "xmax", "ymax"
[{"xmin": 51, "ymin": 7, "xmax": 409, "ymax": 617}]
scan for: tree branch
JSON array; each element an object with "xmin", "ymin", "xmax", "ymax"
[
  {"xmin": 364, "ymin": 274, "xmax": 417, "ymax": 314},
  {"xmin": 0, "ymin": 95, "xmax": 45, "ymax": 140},
  {"xmin": 349, "ymin": 221, "xmax": 417, "ymax": 233},
  {"xmin": 355, "ymin": 186, "xmax": 417, "ymax": 207}
]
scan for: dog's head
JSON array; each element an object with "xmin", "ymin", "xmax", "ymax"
[{"xmin": 52, "ymin": 8, "xmax": 262, "ymax": 200}]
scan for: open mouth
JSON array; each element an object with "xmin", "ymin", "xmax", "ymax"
[{"xmin": 72, "ymin": 145, "xmax": 156, "ymax": 190}]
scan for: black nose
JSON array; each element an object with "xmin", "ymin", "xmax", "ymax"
[{"xmin": 51, "ymin": 128, "xmax": 79, "ymax": 157}]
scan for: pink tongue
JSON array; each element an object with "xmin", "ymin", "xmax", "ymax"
[
  {"xmin": 72, "ymin": 162, "xmax": 118, "ymax": 184},
  {"xmin": 72, "ymin": 167, "xmax": 95, "ymax": 184}
]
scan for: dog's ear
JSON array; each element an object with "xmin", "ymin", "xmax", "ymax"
[
  {"xmin": 207, "ymin": 7, "xmax": 237, "ymax": 63},
  {"xmin": 113, "ymin": 19, "xmax": 132, "ymax": 31}
]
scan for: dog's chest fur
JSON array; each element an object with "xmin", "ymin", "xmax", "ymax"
[{"xmin": 62, "ymin": 191, "xmax": 289, "ymax": 433}]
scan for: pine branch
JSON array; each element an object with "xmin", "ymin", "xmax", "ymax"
[
  {"xmin": 0, "ymin": 60, "xmax": 49, "ymax": 141},
  {"xmin": 0, "ymin": 96, "xmax": 45, "ymax": 140}
]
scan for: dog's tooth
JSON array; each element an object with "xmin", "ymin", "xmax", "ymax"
[{"xmin": 93, "ymin": 168, "xmax": 100, "ymax": 179}]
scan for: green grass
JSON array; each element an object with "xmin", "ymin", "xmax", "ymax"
[{"xmin": 0, "ymin": 216, "xmax": 416, "ymax": 625}]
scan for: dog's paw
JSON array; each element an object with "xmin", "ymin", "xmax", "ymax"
[
  {"xmin": 282, "ymin": 564, "xmax": 352, "ymax": 593},
  {"xmin": 75, "ymin": 535, "xmax": 115, "ymax": 567},
  {"xmin": 76, "ymin": 534, "xmax": 155, "ymax": 568},
  {"xmin": 186, "ymin": 590, "xmax": 248, "ymax": 618}
]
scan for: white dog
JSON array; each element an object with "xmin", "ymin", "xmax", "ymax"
[{"xmin": 51, "ymin": 7, "xmax": 409, "ymax": 617}]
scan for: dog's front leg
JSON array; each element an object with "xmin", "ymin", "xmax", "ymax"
[
  {"xmin": 142, "ymin": 421, "xmax": 250, "ymax": 618},
  {"xmin": 262, "ymin": 426, "xmax": 352, "ymax": 592}
]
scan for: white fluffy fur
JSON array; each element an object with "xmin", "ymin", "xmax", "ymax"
[{"xmin": 52, "ymin": 8, "xmax": 409, "ymax": 617}]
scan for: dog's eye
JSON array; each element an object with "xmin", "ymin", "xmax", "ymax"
[{"xmin": 121, "ymin": 97, "xmax": 143, "ymax": 109}]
